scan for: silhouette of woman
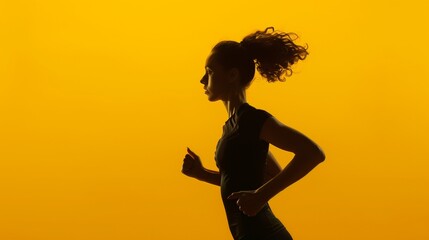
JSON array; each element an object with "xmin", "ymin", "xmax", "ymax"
[{"xmin": 182, "ymin": 27, "xmax": 325, "ymax": 240}]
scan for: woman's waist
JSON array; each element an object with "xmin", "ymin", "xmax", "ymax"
[{"xmin": 223, "ymin": 204, "xmax": 285, "ymax": 238}]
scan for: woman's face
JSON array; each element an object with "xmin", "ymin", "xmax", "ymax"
[{"xmin": 200, "ymin": 51, "xmax": 233, "ymax": 102}]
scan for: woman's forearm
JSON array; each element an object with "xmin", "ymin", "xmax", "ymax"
[
  {"xmin": 197, "ymin": 168, "xmax": 221, "ymax": 186},
  {"xmin": 257, "ymin": 152, "xmax": 325, "ymax": 202}
]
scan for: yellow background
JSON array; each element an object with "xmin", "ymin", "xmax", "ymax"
[{"xmin": 1, "ymin": 0, "xmax": 428, "ymax": 239}]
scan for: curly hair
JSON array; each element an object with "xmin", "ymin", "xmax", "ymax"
[
  {"xmin": 212, "ymin": 27, "xmax": 309, "ymax": 86},
  {"xmin": 241, "ymin": 27, "xmax": 309, "ymax": 82}
]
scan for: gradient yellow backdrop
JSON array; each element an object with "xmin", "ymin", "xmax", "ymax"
[{"xmin": 1, "ymin": 0, "xmax": 428, "ymax": 239}]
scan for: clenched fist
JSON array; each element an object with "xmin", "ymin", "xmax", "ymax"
[{"xmin": 182, "ymin": 148, "xmax": 204, "ymax": 179}]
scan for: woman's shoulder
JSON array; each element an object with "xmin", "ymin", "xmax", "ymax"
[
  {"xmin": 238, "ymin": 103, "xmax": 272, "ymax": 124},
  {"xmin": 236, "ymin": 103, "xmax": 273, "ymax": 139}
]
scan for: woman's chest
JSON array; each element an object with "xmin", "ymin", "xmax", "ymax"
[{"xmin": 215, "ymin": 122, "xmax": 253, "ymax": 169}]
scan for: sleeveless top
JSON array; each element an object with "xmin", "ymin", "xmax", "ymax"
[{"xmin": 215, "ymin": 103, "xmax": 286, "ymax": 239}]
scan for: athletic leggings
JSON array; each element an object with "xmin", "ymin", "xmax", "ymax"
[{"xmin": 238, "ymin": 226, "xmax": 293, "ymax": 240}]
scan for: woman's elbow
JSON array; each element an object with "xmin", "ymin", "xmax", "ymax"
[
  {"xmin": 303, "ymin": 145, "xmax": 325, "ymax": 164},
  {"xmin": 316, "ymin": 149, "xmax": 326, "ymax": 163},
  {"xmin": 312, "ymin": 143, "xmax": 326, "ymax": 163}
]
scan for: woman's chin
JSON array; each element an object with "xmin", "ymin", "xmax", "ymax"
[
  {"xmin": 207, "ymin": 97, "xmax": 216, "ymax": 102},
  {"xmin": 207, "ymin": 95, "xmax": 219, "ymax": 102}
]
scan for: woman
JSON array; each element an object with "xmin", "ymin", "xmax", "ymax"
[{"xmin": 181, "ymin": 27, "xmax": 325, "ymax": 240}]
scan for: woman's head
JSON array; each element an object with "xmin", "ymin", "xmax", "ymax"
[
  {"xmin": 200, "ymin": 27, "xmax": 309, "ymax": 101},
  {"xmin": 210, "ymin": 41, "xmax": 255, "ymax": 87},
  {"xmin": 200, "ymin": 42, "xmax": 253, "ymax": 101}
]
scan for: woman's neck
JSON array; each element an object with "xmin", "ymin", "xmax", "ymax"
[{"xmin": 223, "ymin": 90, "xmax": 247, "ymax": 118}]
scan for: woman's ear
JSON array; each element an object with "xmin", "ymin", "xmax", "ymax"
[{"xmin": 227, "ymin": 68, "xmax": 240, "ymax": 84}]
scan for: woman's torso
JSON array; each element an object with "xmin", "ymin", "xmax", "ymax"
[{"xmin": 215, "ymin": 103, "xmax": 286, "ymax": 239}]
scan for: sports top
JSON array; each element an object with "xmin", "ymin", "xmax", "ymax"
[{"xmin": 215, "ymin": 103, "xmax": 286, "ymax": 239}]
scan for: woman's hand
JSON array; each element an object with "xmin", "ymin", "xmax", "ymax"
[
  {"xmin": 227, "ymin": 190, "xmax": 267, "ymax": 216},
  {"xmin": 181, "ymin": 148, "xmax": 205, "ymax": 180}
]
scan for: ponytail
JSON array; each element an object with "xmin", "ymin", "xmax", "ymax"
[{"xmin": 240, "ymin": 27, "xmax": 309, "ymax": 82}]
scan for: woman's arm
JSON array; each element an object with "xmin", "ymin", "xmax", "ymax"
[
  {"xmin": 182, "ymin": 148, "xmax": 221, "ymax": 186},
  {"xmin": 198, "ymin": 168, "xmax": 221, "ymax": 186},
  {"xmin": 228, "ymin": 116, "xmax": 325, "ymax": 216},
  {"xmin": 257, "ymin": 116, "xmax": 325, "ymax": 200}
]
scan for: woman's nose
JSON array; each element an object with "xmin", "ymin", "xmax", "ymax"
[{"xmin": 200, "ymin": 73, "xmax": 208, "ymax": 84}]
